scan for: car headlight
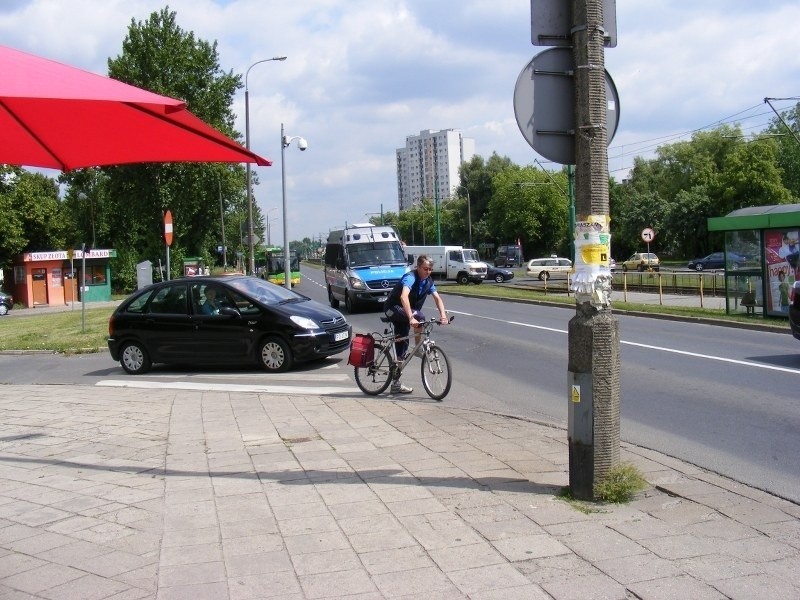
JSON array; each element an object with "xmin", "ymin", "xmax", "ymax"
[
  {"xmin": 348, "ymin": 276, "xmax": 367, "ymax": 290},
  {"xmin": 290, "ymin": 315, "xmax": 320, "ymax": 330}
]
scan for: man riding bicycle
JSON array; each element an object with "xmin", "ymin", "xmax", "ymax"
[{"xmin": 384, "ymin": 254, "xmax": 449, "ymax": 393}]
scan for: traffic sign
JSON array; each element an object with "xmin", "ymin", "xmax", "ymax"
[
  {"xmin": 164, "ymin": 210, "xmax": 173, "ymax": 246},
  {"xmin": 513, "ymin": 48, "xmax": 620, "ymax": 165},
  {"xmin": 530, "ymin": 0, "xmax": 617, "ymax": 48},
  {"xmin": 641, "ymin": 227, "xmax": 655, "ymax": 243}
]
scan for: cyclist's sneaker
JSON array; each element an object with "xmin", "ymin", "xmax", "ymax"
[{"xmin": 390, "ymin": 381, "xmax": 413, "ymax": 394}]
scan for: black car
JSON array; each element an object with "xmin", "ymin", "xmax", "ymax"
[
  {"xmin": 485, "ymin": 265, "xmax": 515, "ymax": 283},
  {"xmin": 107, "ymin": 275, "xmax": 351, "ymax": 374},
  {"xmin": 687, "ymin": 252, "xmax": 746, "ymax": 271},
  {"xmin": 0, "ymin": 290, "xmax": 12, "ymax": 316}
]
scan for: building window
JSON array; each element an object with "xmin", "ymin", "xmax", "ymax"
[{"xmin": 84, "ymin": 265, "xmax": 107, "ymax": 285}]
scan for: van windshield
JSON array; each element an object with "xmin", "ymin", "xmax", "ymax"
[
  {"xmin": 347, "ymin": 242, "xmax": 406, "ymax": 267},
  {"xmin": 463, "ymin": 249, "xmax": 480, "ymax": 263}
]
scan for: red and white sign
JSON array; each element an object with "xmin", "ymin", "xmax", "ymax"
[{"xmin": 164, "ymin": 210, "xmax": 173, "ymax": 246}]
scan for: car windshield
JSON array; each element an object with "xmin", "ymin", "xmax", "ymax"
[{"xmin": 226, "ymin": 277, "xmax": 308, "ymax": 305}]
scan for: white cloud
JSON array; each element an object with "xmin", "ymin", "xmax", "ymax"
[{"xmin": 2, "ymin": 0, "xmax": 798, "ymax": 242}]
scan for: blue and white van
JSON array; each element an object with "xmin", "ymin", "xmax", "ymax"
[{"xmin": 324, "ymin": 224, "xmax": 408, "ymax": 313}]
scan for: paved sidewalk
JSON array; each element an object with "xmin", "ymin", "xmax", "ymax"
[{"xmin": 0, "ymin": 385, "xmax": 797, "ymax": 599}]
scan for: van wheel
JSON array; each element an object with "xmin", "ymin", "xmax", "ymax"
[
  {"xmin": 538, "ymin": 271, "xmax": 550, "ymax": 281},
  {"xmin": 328, "ymin": 286, "xmax": 339, "ymax": 308},
  {"xmin": 345, "ymin": 292, "xmax": 358, "ymax": 313},
  {"xmin": 457, "ymin": 273, "xmax": 470, "ymax": 285}
]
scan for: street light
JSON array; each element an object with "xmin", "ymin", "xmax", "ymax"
[
  {"xmin": 78, "ymin": 192, "xmax": 96, "ymax": 249},
  {"xmin": 281, "ymin": 122, "xmax": 308, "ymax": 290},
  {"xmin": 413, "ymin": 201, "xmax": 430, "ymax": 245},
  {"xmin": 267, "ymin": 217, "xmax": 278, "ymax": 246},
  {"xmin": 245, "ymin": 55, "xmax": 287, "ymax": 276},
  {"xmin": 459, "ymin": 185, "xmax": 472, "ymax": 249},
  {"xmin": 264, "ymin": 207, "xmax": 278, "ymax": 245},
  {"xmin": 217, "ymin": 179, "xmax": 227, "ymax": 270}
]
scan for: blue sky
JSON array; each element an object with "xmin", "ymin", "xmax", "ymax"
[{"xmin": 2, "ymin": 0, "xmax": 799, "ymax": 244}]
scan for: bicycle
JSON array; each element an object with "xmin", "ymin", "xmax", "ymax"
[{"xmin": 353, "ymin": 316, "xmax": 454, "ymax": 401}]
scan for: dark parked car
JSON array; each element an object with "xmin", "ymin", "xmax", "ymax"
[
  {"xmin": 107, "ymin": 275, "xmax": 351, "ymax": 374},
  {"xmin": 0, "ymin": 290, "xmax": 12, "ymax": 316},
  {"xmin": 687, "ymin": 252, "xmax": 746, "ymax": 271},
  {"xmin": 486, "ymin": 265, "xmax": 514, "ymax": 283}
]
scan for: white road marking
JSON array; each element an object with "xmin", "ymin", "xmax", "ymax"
[
  {"xmin": 447, "ymin": 309, "xmax": 800, "ymax": 375},
  {"xmin": 98, "ymin": 379, "xmax": 359, "ymax": 395},
  {"xmin": 131, "ymin": 372, "xmax": 349, "ymax": 382}
]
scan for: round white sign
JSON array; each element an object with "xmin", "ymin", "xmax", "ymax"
[{"xmin": 641, "ymin": 227, "xmax": 655, "ymax": 243}]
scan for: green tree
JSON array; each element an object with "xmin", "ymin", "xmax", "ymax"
[
  {"xmin": 766, "ymin": 101, "xmax": 800, "ymax": 200},
  {"xmin": 488, "ymin": 166, "xmax": 568, "ymax": 257},
  {"xmin": 99, "ymin": 7, "xmax": 248, "ymax": 286},
  {"xmin": 0, "ymin": 167, "xmax": 28, "ymax": 268}
]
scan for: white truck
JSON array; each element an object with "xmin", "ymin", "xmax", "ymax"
[{"xmin": 403, "ymin": 245, "xmax": 488, "ymax": 284}]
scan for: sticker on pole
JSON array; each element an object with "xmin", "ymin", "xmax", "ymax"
[
  {"xmin": 571, "ymin": 385, "xmax": 581, "ymax": 403},
  {"xmin": 641, "ymin": 227, "xmax": 655, "ymax": 243}
]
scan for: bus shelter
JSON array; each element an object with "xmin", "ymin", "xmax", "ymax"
[{"xmin": 707, "ymin": 204, "xmax": 800, "ymax": 318}]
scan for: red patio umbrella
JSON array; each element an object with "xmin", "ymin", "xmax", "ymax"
[{"xmin": 0, "ymin": 44, "xmax": 271, "ymax": 171}]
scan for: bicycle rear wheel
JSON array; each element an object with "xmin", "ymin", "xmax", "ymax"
[
  {"xmin": 354, "ymin": 343, "xmax": 393, "ymax": 395},
  {"xmin": 420, "ymin": 344, "xmax": 452, "ymax": 401}
]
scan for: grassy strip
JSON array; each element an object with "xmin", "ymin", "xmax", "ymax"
[{"xmin": 0, "ymin": 308, "xmax": 113, "ymax": 354}]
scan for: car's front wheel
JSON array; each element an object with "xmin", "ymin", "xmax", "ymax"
[
  {"xmin": 259, "ymin": 336, "xmax": 293, "ymax": 372},
  {"xmin": 538, "ymin": 271, "xmax": 550, "ymax": 281},
  {"xmin": 0, "ymin": 304, "xmax": 8, "ymax": 316},
  {"xmin": 457, "ymin": 273, "xmax": 470, "ymax": 285},
  {"xmin": 119, "ymin": 341, "xmax": 151, "ymax": 375},
  {"xmin": 494, "ymin": 273, "xmax": 504, "ymax": 283},
  {"xmin": 622, "ymin": 264, "xmax": 628, "ymax": 272},
  {"xmin": 695, "ymin": 264, "xmax": 704, "ymax": 271}
]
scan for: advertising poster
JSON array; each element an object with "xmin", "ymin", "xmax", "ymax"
[{"xmin": 764, "ymin": 229, "xmax": 799, "ymax": 315}]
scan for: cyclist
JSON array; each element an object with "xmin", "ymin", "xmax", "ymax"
[{"xmin": 384, "ymin": 254, "xmax": 449, "ymax": 393}]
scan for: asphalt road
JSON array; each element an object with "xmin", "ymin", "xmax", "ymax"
[{"xmin": 1, "ymin": 267, "xmax": 798, "ymax": 504}]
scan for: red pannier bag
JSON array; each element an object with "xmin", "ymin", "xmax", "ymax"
[{"xmin": 348, "ymin": 333, "xmax": 375, "ymax": 367}]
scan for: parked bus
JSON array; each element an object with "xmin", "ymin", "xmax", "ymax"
[{"xmin": 263, "ymin": 246, "xmax": 301, "ymax": 287}]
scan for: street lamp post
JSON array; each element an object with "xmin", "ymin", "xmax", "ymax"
[
  {"xmin": 245, "ymin": 56, "xmax": 287, "ymax": 276},
  {"xmin": 218, "ymin": 179, "xmax": 227, "ymax": 270},
  {"xmin": 78, "ymin": 192, "xmax": 96, "ymax": 249},
  {"xmin": 459, "ymin": 185, "xmax": 472, "ymax": 249},
  {"xmin": 267, "ymin": 217, "xmax": 278, "ymax": 246},
  {"xmin": 263, "ymin": 206, "xmax": 278, "ymax": 245},
  {"xmin": 281, "ymin": 122, "xmax": 308, "ymax": 290}
]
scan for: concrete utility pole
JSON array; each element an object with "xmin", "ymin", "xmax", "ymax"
[{"xmin": 567, "ymin": 0, "xmax": 621, "ymax": 500}]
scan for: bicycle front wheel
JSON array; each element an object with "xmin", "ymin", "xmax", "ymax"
[
  {"xmin": 354, "ymin": 343, "xmax": 393, "ymax": 395},
  {"xmin": 420, "ymin": 344, "xmax": 452, "ymax": 401}
]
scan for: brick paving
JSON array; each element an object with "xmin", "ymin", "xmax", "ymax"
[{"xmin": 0, "ymin": 385, "xmax": 797, "ymax": 599}]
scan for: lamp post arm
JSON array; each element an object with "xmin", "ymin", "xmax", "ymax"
[{"xmin": 243, "ymin": 55, "xmax": 287, "ymax": 276}]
